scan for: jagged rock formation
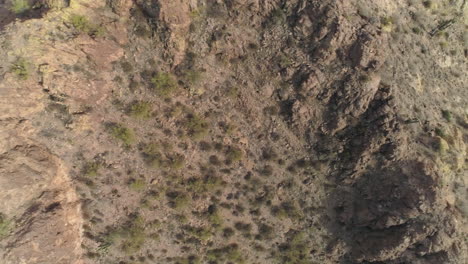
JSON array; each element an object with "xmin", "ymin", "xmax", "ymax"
[{"xmin": 0, "ymin": 0, "xmax": 466, "ymax": 263}]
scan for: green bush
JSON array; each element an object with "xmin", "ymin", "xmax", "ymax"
[
  {"xmin": 234, "ymin": 222, "xmax": 251, "ymax": 233},
  {"xmin": 141, "ymin": 143, "xmax": 164, "ymax": 168},
  {"xmin": 166, "ymin": 191, "xmax": 190, "ymax": 209},
  {"xmin": 82, "ymin": 161, "xmax": 101, "ymax": 177},
  {"xmin": 128, "ymin": 101, "xmax": 152, "ymax": 119},
  {"xmin": 255, "ymin": 223, "xmax": 274, "ymax": 240},
  {"xmin": 225, "ymin": 147, "xmax": 243, "ymax": 163},
  {"xmin": 183, "ymin": 70, "xmax": 202, "ymax": 86},
  {"xmin": 441, "ymin": 110, "xmax": 452, "ymax": 122},
  {"xmin": 184, "ymin": 225, "xmax": 212, "ymax": 242},
  {"xmin": 173, "ymin": 256, "xmax": 201, "ymax": 264},
  {"xmin": 222, "ymin": 227, "xmax": 235, "ymax": 238},
  {"xmin": 206, "ymin": 244, "xmax": 245, "ymax": 264},
  {"xmin": 186, "ymin": 175, "xmax": 223, "ymax": 193},
  {"xmin": 168, "ymin": 154, "xmax": 185, "ymax": 169},
  {"xmin": 10, "ymin": 0, "xmax": 30, "ymax": 14},
  {"xmin": 276, "ymin": 231, "xmax": 311, "ymax": 264},
  {"xmin": 106, "ymin": 216, "xmax": 146, "ymax": 254},
  {"xmin": 0, "ymin": 214, "xmax": 11, "ymax": 240},
  {"xmin": 184, "ymin": 114, "xmax": 209, "ymax": 140},
  {"xmin": 128, "ymin": 178, "xmax": 146, "ymax": 191},
  {"xmin": 69, "ymin": 14, "xmax": 105, "ymax": 37},
  {"xmin": 151, "ymin": 72, "xmax": 178, "ymax": 97},
  {"xmin": 120, "ymin": 61, "xmax": 133, "ymax": 73},
  {"xmin": 271, "ymin": 201, "xmax": 302, "ymax": 220},
  {"xmin": 11, "ymin": 58, "xmax": 29, "ymax": 80},
  {"xmin": 109, "ymin": 124, "xmax": 136, "ymax": 146}
]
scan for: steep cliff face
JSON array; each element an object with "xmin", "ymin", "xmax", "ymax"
[{"xmin": 0, "ymin": 0, "xmax": 466, "ymax": 263}]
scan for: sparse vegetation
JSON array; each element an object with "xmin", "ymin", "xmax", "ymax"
[
  {"xmin": 184, "ymin": 225, "xmax": 212, "ymax": 242},
  {"xmin": 141, "ymin": 142, "xmax": 164, "ymax": 168},
  {"xmin": 167, "ymin": 154, "xmax": 185, "ymax": 169},
  {"xmin": 0, "ymin": 214, "xmax": 11, "ymax": 239},
  {"xmin": 106, "ymin": 215, "xmax": 146, "ymax": 254},
  {"xmin": 225, "ymin": 147, "xmax": 243, "ymax": 163},
  {"xmin": 9, "ymin": 0, "xmax": 30, "ymax": 14},
  {"xmin": 128, "ymin": 178, "xmax": 146, "ymax": 191},
  {"xmin": 108, "ymin": 124, "xmax": 136, "ymax": 146},
  {"xmin": 184, "ymin": 114, "xmax": 209, "ymax": 140},
  {"xmin": 82, "ymin": 161, "xmax": 101, "ymax": 177},
  {"xmin": 442, "ymin": 110, "xmax": 452, "ymax": 122},
  {"xmin": 69, "ymin": 14, "xmax": 105, "ymax": 37},
  {"xmin": 183, "ymin": 70, "xmax": 202, "ymax": 86},
  {"xmin": 151, "ymin": 72, "xmax": 178, "ymax": 97},
  {"xmin": 271, "ymin": 201, "xmax": 302, "ymax": 220},
  {"xmin": 166, "ymin": 191, "xmax": 190, "ymax": 209},
  {"xmin": 222, "ymin": 227, "xmax": 235, "ymax": 238},
  {"xmin": 423, "ymin": 1, "xmax": 434, "ymax": 9},
  {"xmin": 11, "ymin": 58, "xmax": 29, "ymax": 80},
  {"xmin": 206, "ymin": 244, "xmax": 245, "ymax": 264},
  {"xmin": 120, "ymin": 61, "xmax": 133, "ymax": 73},
  {"xmin": 380, "ymin": 16, "xmax": 393, "ymax": 32},
  {"xmin": 128, "ymin": 101, "xmax": 153, "ymax": 119},
  {"xmin": 276, "ymin": 231, "xmax": 311, "ymax": 264},
  {"xmin": 173, "ymin": 255, "xmax": 201, "ymax": 264},
  {"xmin": 187, "ymin": 175, "xmax": 223, "ymax": 193}
]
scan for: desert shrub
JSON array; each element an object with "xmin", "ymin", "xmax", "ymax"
[
  {"xmin": 423, "ymin": 1, "xmax": 434, "ymax": 8},
  {"xmin": 441, "ymin": 110, "xmax": 452, "ymax": 122},
  {"xmin": 128, "ymin": 178, "xmax": 146, "ymax": 191},
  {"xmin": 70, "ymin": 14, "xmax": 104, "ymax": 36},
  {"xmin": 128, "ymin": 101, "xmax": 152, "ymax": 119},
  {"xmin": 270, "ymin": 8, "xmax": 286, "ymax": 25},
  {"xmin": 380, "ymin": 16, "xmax": 393, "ymax": 32},
  {"xmin": 108, "ymin": 124, "xmax": 136, "ymax": 146},
  {"xmin": 166, "ymin": 191, "xmax": 190, "ymax": 209},
  {"xmin": 11, "ymin": 58, "xmax": 29, "ymax": 80},
  {"xmin": 412, "ymin": 27, "xmax": 422, "ymax": 34},
  {"xmin": 199, "ymin": 141, "xmax": 212, "ymax": 151},
  {"xmin": 151, "ymin": 72, "xmax": 178, "ymax": 97},
  {"xmin": 209, "ymin": 155, "xmax": 221, "ymax": 165},
  {"xmin": 184, "ymin": 225, "xmax": 212, "ymax": 242},
  {"xmin": 225, "ymin": 147, "xmax": 243, "ymax": 163},
  {"xmin": 206, "ymin": 244, "xmax": 245, "ymax": 263},
  {"xmin": 255, "ymin": 223, "xmax": 274, "ymax": 240},
  {"xmin": 227, "ymin": 87, "xmax": 239, "ymax": 98},
  {"xmin": 183, "ymin": 70, "xmax": 202, "ymax": 86},
  {"xmin": 135, "ymin": 25, "xmax": 152, "ymax": 38},
  {"xmin": 141, "ymin": 143, "xmax": 164, "ymax": 168},
  {"xmin": 173, "ymin": 255, "xmax": 201, "ymax": 264},
  {"xmin": 263, "ymin": 106, "xmax": 279, "ymax": 115},
  {"xmin": 271, "ymin": 201, "xmax": 302, "ymax": 220},
  {"xmin": 276, "ymin": 231, "xmax": 311, "ymax": 264},
  {"xmin": 219, "ymin": 121, "xmax": 236, "ymax": 135},
  {"xmin": 106, "ymin": 216, "xmax": 146, "ymax": 254},
  {"xmin": 187, "ymin": 175, "xmax": 223, "ymax": 193},
  {"xmin": 207, "ymin": 206, "xmax": 223, "ymax": 229},
  {"xmin": 234, "ymin": 222, "xmax": 251, "ymax": 233},
  {"xmin": 120, "ymin": 61, "xmax": 133, "ymax": 73},
  {"xmin": 262, "ymin": 148, "xmax": 278, "ymax": 161},
  {"xmin": 259, "ymin": 165, "xmax": 274, "ymax": 177},
  {"xmin": 167, "ymin": 154, "xmax": 185, "ymax": 169},
  {"xmin": 434, "ymin": 136, "xmax": 449, "ymax": 154},
  {"xmin": 0, "ymin": 214, "xmax": 11, "ymax": 239},
  {"xmin": 82, "ymin": 161, "xmax": 101, "ymax": 177},
  {"xmin": 184, "ymin": 114, "xmax": 209, "ymax": 140},
  {"xmin": 222, "ymin": 227, "xmax": 235, "ymax": 238},
  {"xmin": 9, "ymin": 0, "xmax": 29, "ymax": 14}
]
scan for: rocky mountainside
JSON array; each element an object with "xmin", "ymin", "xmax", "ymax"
[{"xmin": 0, "ymin": 0, "xmax": 466, "ymax": 263}]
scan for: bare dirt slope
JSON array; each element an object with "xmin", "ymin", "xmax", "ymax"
[{"xmin": 0, "ymin": 0, "xmax": 466, "ymax": 263}]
